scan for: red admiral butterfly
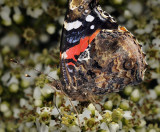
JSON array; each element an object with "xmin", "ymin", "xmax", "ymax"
[{"xmin": 56, "ymin": 0, "xmax": 147, "ymax": 101}]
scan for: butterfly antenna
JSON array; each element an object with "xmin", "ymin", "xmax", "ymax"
[
  {"xmin": 11, "ymin": 58, "xmax": 64, "ymax": 120},
  {"xmin": 10, "ymin": 58, "xmax": 56, "ymax": 81}
]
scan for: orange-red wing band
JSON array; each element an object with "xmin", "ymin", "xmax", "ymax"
[
  {"xmin": 65, "ymin": 29, "xmax": 100, "ymax": 65},
  {"xmin": 67, "ymin": 62, "xmax": 75, "ymax": 66},
  {"xmin": 120, "ymin": 26, "xmax": 127, "ymax": 31}
]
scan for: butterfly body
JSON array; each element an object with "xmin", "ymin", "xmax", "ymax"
[{"xmin": 58, "ymin": 0, "xmax": 146, "ymax": 101}]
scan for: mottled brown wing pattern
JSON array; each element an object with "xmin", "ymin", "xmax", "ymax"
[
  {"xmin": 58, "ymin": 0, "xmax": 147, "ymax": 101},
  {"xmin": 60, "ymin": 28, "xmax": 146, "ymax": 101}
]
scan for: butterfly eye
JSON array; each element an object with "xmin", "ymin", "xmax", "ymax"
[
  {"xmin": 123, "ymin": 59, "xmax": 135, "ymax": 70},
  {"xmin": 78, "ymin": 5, "xmax": 84, "ymax": 12},
  {"xmin": 79, "ymin": 5, "xmax": 84, "ymax": 10}
]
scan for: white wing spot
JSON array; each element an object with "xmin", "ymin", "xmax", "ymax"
[
  {"xmin": 90, "ymin": 25, "xmax": 95, "ymax": 29},
  {"xmin": 61, "ymin": 52, "xmax": 68, "ymax": 59},
  {"xmin": 67, "ymin": 67, "xmax": 73, "ymax": 73},
  {"xmin": 64, "ymin": 20, "xmax": 82, "ymax": 31},
  {"xmin": 86, "ymin": 15, "xmax": 95, "ymax": 22},
  {"xmin": 85, "ymin": 10, "xmax": 89, "ymax": 13},
  {"xmin": 78, "ymin": 49, "xmax": 90, "ymax": 61}
]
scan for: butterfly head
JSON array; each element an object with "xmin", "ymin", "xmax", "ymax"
[
  {"xmin": 67, "ymin": 0, "xmax": 97, "ymax": 21},
  {"xmin": 68, "ymin": 0, "xmax": 98, "ymax": 10}
]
